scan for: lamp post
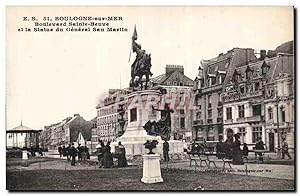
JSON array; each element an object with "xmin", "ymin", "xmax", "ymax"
[
  {"xmin": 275, "ymin": 88, "xmax": 282, "ymax": 157},
  {"xmin": 117, "ymin": 103, "xmax": 126, "ymax": 137}
]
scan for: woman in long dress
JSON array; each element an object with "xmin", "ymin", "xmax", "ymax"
[
  {"xmin": 117, "ymin": 142, "xmax": 128, "ymax": 167},
  {"xmin": 232, "ymin": 134, "xmax": 244, "ymax": 165},
  {"xmin": 103, "ymin": 142, "xmax": 113, "ymax": 168}
]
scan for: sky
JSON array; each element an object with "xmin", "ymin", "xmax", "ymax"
[{"xmin": 6, "ymin": 6, "xmax": 293, "ymax": 130}]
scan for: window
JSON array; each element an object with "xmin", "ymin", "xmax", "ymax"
[
  {"xmin": 208, "ymin": 95, "xmax": 212, "ymax": 104},
  {"xmin": 130, "ymin": 108, "xmax": 137, "ymax": 122},
  {"xmin": 211, "ymin": 77, "xmax": 216, "ymax": 85},
  {"xmin": 179, "ymin": 93, "xmax": 184, "ymax": 102},
  {"xmin": 196, "ymin": 111, "xmax": 201, "ymax": 119},
  {"xmin": 218, "ymin": 108, "xmax": 222, "ymax": 118},
  {"xmin": 180, "ymin": 118, "xmax": 185, "ymax": 129},
  {"xmin": 280, "ymin": 106, "xmax": 286, "ymax": 122},
  {"xmin": 218, "ymin": 93, "xmax": 221, "ymax": 103},
  {"xmin": 240, "ymin": 85, "xmax": 245, "ymax": 94},
  {"xmin": 179, "ymin": 109, "xmax": 185, "ymax": 114},
  {"xmin": 208, "ymin": 109, "xmax": 212, "ymax": 119},
  {"xmin": 208, "ymin": 78, "xmax": 212, "ymax": 87},
  {"xmin": 226, "ymin": 107, "xmax": 232, "ymax": 120},
  {"xmin": 252, "ymin": 127, "xmax": 262, "ymax": 143},
  {"xmin": 254, "ymin": 82, "xmax": 260, "ymax": 91},
  {"xmin": 268, "ymin": 107, "xmax": 273, "ymax": 120},
  {"xmin": 207, "ymin": 128, "xmax": 214, "ymax": 141},
  {"xmin": 218, "ymin": 75, "xmax": 223, "ymax": 84},
  {"xmin": 238, "ymin": 128, "xmax": 246, "ymax": 143},
  {"xmin": 238, "ymin": 105, "xmax": 245, "ymax": 118},
  {"xmin": 197, "ymin": 128, "xmax": 204, "ymax": 140},
  {"xmin": 253, "ymin": 104, "xmax": 261, "ymax": 116},
  {"xmin": 208, "ymin": 95, "xmax": 212, "ymax": 108}
]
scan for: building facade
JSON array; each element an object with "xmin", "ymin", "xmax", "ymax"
[
  {"xmin": 41, "ymin": 114, "xmax": 94, "ymax": 150},
  {"xmin": 222, "ymin": 52, "xmax": 294, "ymax": 152},
  {"xmin": 264, "ymin": 53, "xmax": 294, "ymax": 153},
  {"xmin": 96, "ymin": 89, "xmax": 129, "ymax": 143},
  {"xmin": 193, "ymin": 48, "xmax": 257, "ymax": 143}
]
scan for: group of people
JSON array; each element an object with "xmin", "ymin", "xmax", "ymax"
[
  {"xmin": 58, "ymin": 143, "xmax": 90, "ymax": 166},
  {"xmin": 96, "ymin": 141, "xmax": 128, "ymax": 168},
  {"xmin": 215, "ymin": 134, "xmax": 245, "ymax": 165}
]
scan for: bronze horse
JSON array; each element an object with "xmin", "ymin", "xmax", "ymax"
[{"xmin": 130, "ymin": 53, "xmax": 153, "ymax": 90}]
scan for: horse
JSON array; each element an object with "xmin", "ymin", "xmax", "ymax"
[{"xmin": 130, "ymin": 53, "xmax": 153, "ymax": 90}]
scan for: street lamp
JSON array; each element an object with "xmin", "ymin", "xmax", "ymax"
[
  {"xmin": 117, "ymin": 103, "xmax": 126, "ymax": 137},
  {"xmin": 275, "ymin": 89, "xmax": 282, "ymax": 157}
]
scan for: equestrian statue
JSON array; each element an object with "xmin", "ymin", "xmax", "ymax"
[{"xmin": 129, "ymin": 26, "xmax": 153, "ymax": 91}]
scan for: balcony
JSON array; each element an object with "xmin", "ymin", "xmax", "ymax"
[
  {"xmin": 208, "ymin": 103, "xmax": 212, "ymax": 108},
  {"xmin": 236, "ymin": 117, "xmax": 247, "ymax": 123},
  {"xmin": 217, "ymin": 117, "xmax": 223, "ymax": 123},
  {"xmin": 207, "ymin": 119, "xmax": 213, "ymax": 124},
  {"xmin": 246, "ymin": 115, "xmax": 264, "ymax": 122},
  {"xmin": 193, "ymin": 120, "xmax": 203, "ymax": 126},
  {"xmin": 222, "ymin": 90, "xmax": 263, "ymax": 103},
  {"xmin": 224, "ymin": 119, "xmax": 233, "ymax": 124}
]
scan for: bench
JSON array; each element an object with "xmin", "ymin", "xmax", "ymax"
[
  {"xmin": 205, "ymin": 153, "xmax": 232, "ymax": 170},
  {"xmin": 187, "ymin": 152, "xmax": 208, "ymax": 167}
]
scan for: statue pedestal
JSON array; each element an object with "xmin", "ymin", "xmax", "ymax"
[
  {"xmin": 141, "ymin": 154, "xmax": 163, "ymax": 184},
  {"xmin": 111, "ymin": 90, "xmax": 184, "ymax": 156},
  {"xmin": 22, "ymin": 150, "xmax": 28, "ymax": 160},
  {"xmin": 115, "ymin": 90, "xmax": 163, "ymax": 155}
]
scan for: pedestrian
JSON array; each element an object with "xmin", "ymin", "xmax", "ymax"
[
  {"xmin": 117, "ymin": 142, "xmax": 128, "ymax": 167},
  {"xmin": 103, "ymin": 141, "xmax": 113, "ymax": 168},
  {"xmin": 82, "ymin": 145, "xmax": 87, "ymax": 161},
  {"xmin": 163, "ymin": 140, "xmax": 170, "ymax": 162},
  {"xmin": 69, "ymin": 143, "xmax": 77, "ymax": 166},
  {"xmin": 216, "ymin": 136, "xmax": 225, "ymax": 159},
  {"xmin": 66, "ymin": 144, "xmax": 71, "ymax": 161},
  {"xmin": 242, "ymin": 143, "xmax": 249, "ymax": 157},
  {"xmin": 58, "ymin": 145, "xmax": 63, "ymax": 157},
  {"xmin": 232, "ymin": 134, "xmax": 244, "ymax": 165},
  {"xmin": 77, "ymin": 144, "xmax": 83, "ymax": 161},
  {"xmin": 97, "ymin": 141, "xmax": 105, "ymax": 168},
  {"xmin": 282, "ymin": 138, "xmax": 292, "ymax": 159},
  {"xmin": 255, "ymin": 137, "xmax": 264, "ymax": 161},
  {"xmin": 85, "ymin": 146, "xmax": 90, "ymax": 159},
  {"xmin": 62, "ymin": 145, "xmax": 67, "ymax": 157}
]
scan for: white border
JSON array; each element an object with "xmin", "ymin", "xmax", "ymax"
[{"xmin": 1, "ymin": 1, "xmax": 298, "ymax": 196}]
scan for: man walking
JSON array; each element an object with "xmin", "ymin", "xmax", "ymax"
[
  {"xmin": 282, "ymin": 138, "xmax": 292, "ymax": 159},
  {"xmin": 163, "ymin": 140, "xmax": 170, "ymax": 162},
  {"xmin": 69, "ymin": 143, "xmax": 77, "ymax": 166}
]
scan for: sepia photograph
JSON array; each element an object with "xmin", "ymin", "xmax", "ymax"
[{"xmin": 5, "ymin": 6, "xmax": 295, "ymax": 191}]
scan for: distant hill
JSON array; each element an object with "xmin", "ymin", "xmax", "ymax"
[{"xmin": 275, "ymin": 41, "xmax": 293, "ymax": 54}]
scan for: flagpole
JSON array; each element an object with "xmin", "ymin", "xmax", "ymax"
[{"xmin": 128, "ymin": 42, "xmax": 132, "ymax": 63}]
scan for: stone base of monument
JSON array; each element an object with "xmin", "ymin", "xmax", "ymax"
[
  {"xmin": 141, "ymin": 154, "xmax": 163, "ymax": 184},
  {"xmin": 22, "ymin": 150, "xmax": 28, "ymax": 160}
]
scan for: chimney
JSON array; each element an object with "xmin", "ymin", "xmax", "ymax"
[{"xmin": 260, "ymin": 50, "xmax": 266, "ymax": 60}]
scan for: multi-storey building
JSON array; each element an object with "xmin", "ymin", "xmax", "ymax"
[
  {"xmin": 42, "ymin": 114, "xmax": 94, "ymax": 150},
  {"xmin": 96, "ymin": 89, "xmax": 129, "ymax": 143},
  {"xmin": 193, "ymin": 48, "xmax": 257, "ymax": 142},
  {"xmin": 221, "ymin": 50, "xmax": 272, "ymax": 149},
  {"xmin": 221, "ymin": 51, "xmax": 294, "ymax": 152},
  {"xmin": 264, "ymin": 53, "xmax": 294, "ymax": 153}
]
